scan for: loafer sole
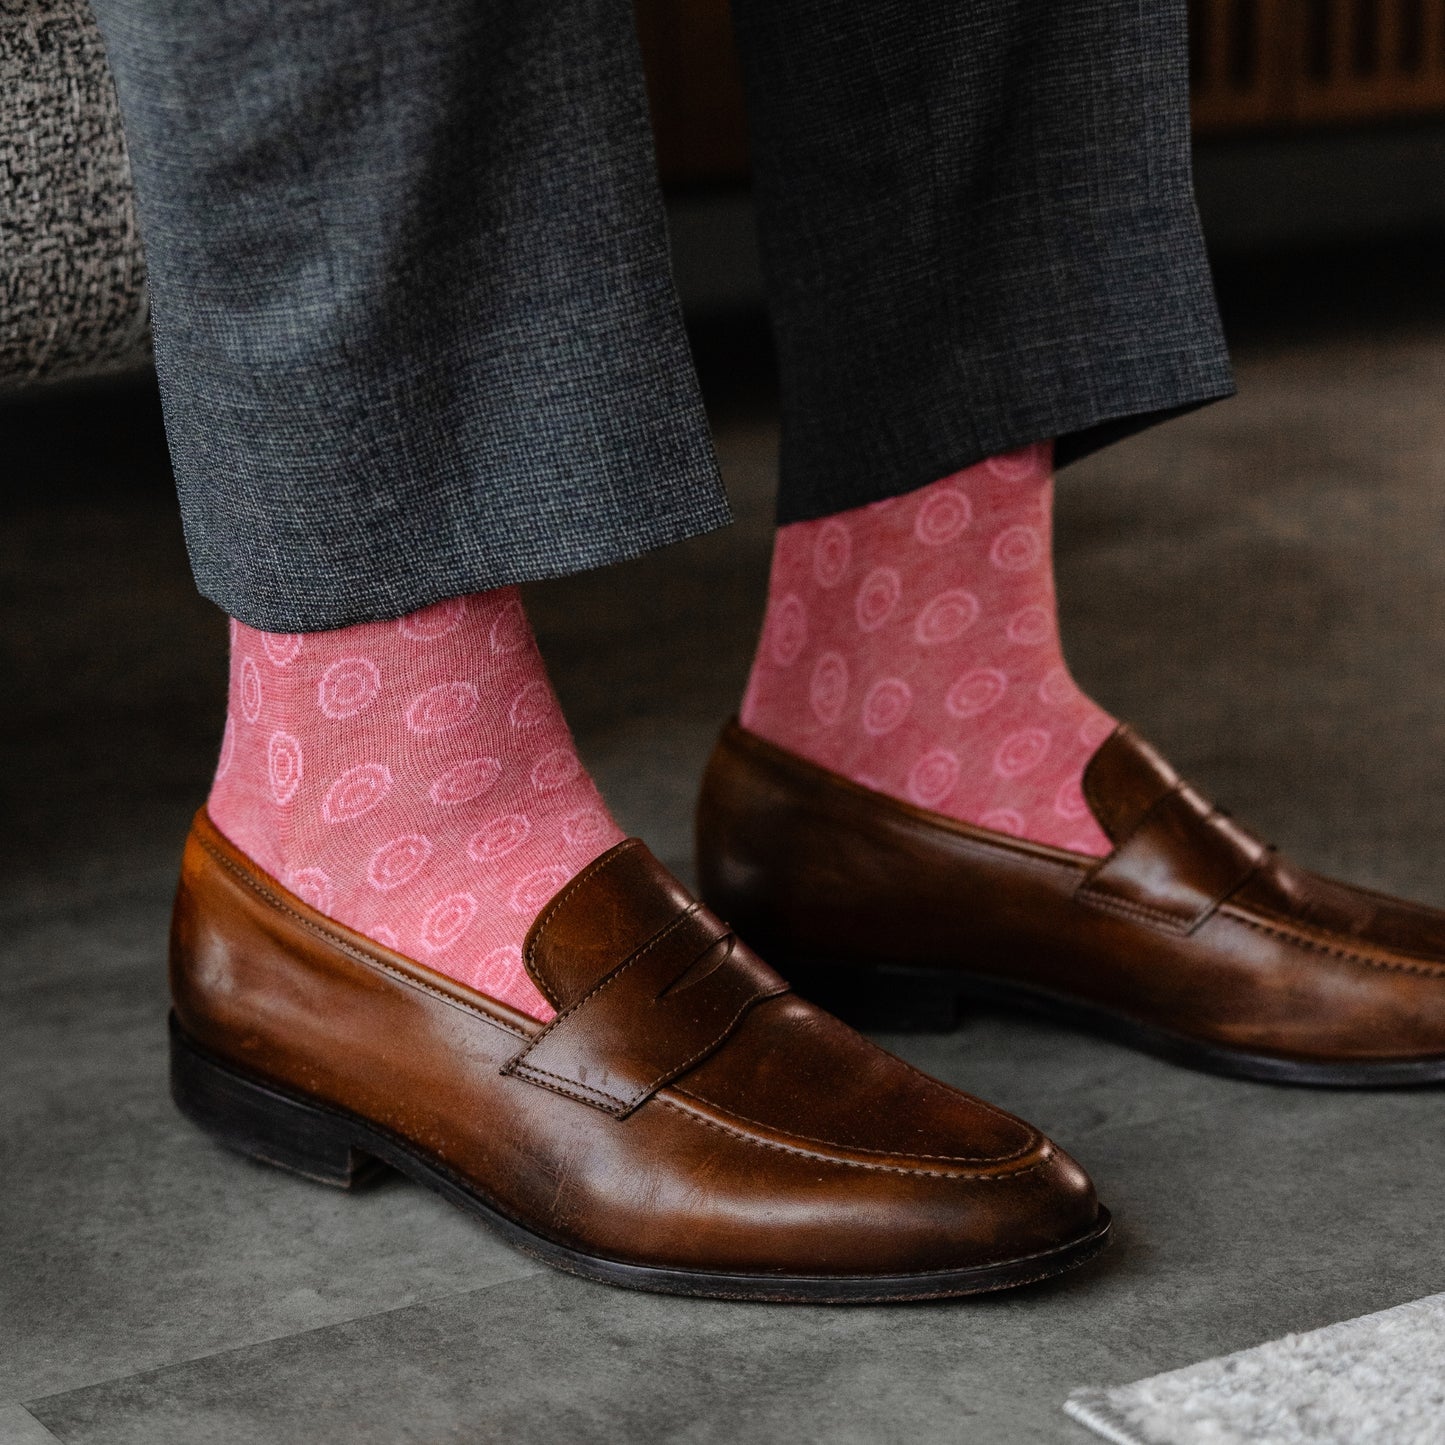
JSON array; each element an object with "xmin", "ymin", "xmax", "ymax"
[
  {"xmin": 170, "ymin": 1014, "xmax": 1112, "ymax": 1303},
  {"xmin": 782, "ymin": 959, "xmax": 1445, "ymax": 1087}
]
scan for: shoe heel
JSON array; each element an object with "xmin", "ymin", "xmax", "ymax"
[
  {"xmin": 169, "ymin": 1015, "xmax": 385, "ymax": 1188},
  {"xmin": 782, "ymin": 961, "xmax": 965, "ymax": 1033}
]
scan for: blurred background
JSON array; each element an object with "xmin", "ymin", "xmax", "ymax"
[
  {"xmin": 4, "ymin": 5, "xmax": 1445, "ymax": 1442},
  {"xmin": 641, "ymin": 0, "xmax": 1445, "ymax": 304}
]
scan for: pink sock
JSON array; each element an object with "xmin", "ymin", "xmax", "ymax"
[
  {"xmin": 207, "ymin": 587, "xmax": 625, "ymax": 1019},
  {"xmin": 742, "ymin": 443, "xmax": 1116, "ymax": 855}
]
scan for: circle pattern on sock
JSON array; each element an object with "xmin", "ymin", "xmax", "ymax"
[
  {"xmin": 769, "ymin": 594, "xmax": 808, "ymax": 666},
  {"xmin": 994, "ymin": 728, "xmax": 1050, "ymax": 780},
  {"xmin": 810, "ymin": 652, "xmax": 849, "ymax": 725},
  {"xmin": 814, "ymin": 520, "xmax": 852, "ymax": 587},
  {"xmin": 318, "ymin": 657, "xmax": 381, "ymax": 720},
  {"xmin": 428, "ymin": 756, "xmax": 502, "ymax": 806},
  {"xmin": 914, "ymin": 487, "xmax": 972, "ymax": 545},
  {"xmin": 980, "ymin": 808, "xmax": 1026, "ymax": 836},
  {"xmin": 216, "ymin": 716, "xmax": 235, "ymax": 780},
  {"xmin": 1038, "ymin": 666, "xmax": 1074, "ymax": 706},
  {"xmin": 855, "ymin": 568, "xmax": 900, "ymax": 632},
  {"xmin": 944, "ymin": 667, "xmax": 1008, "ymax": 719},
  {"xmin": 289, "ymin": 867, "xmax": 334, "ymax": 913},
  {"xmin": 908, "ymin": 748, "xmax": 960, "ymax": 807},
  {"xmin": 406, "ymin": 681, "xmax": 479, "ymax": 734},
  {"xmin": 508, "ymin": 681, "xmax": 552, "ymax": 729},
  {"xmin": 1006, "ymin": 605, "xmax": 1051, "ymax": 646},
  {"xmin": 986, "ymin": 443, "xmax": 1048, "ymax": 481},
  {"xmin": 1054, "ymin": 775, "xmax": 1092, "ymax": 821},
  {"xmin": 367, "ymin": 834, "xmax": 434, "ymax": 891},
  {"xmin": 990, "ymin": 525, "xmax": 1043, "ymax": 572},
  {"xmin": 420, "ymin": 893, "xmax": 477, "ymax": 952},
  {"xmin": 510, "ymin": 866, "xmax": 571, "ymax": 915},
  {"xmin": 263, "ymin": 633, "xmax": 303, "ymax": 667},
  {"xmin": 473, "ymin": 944, "xmax": 524, "ymax": 995},
  {"xmin": 563, "ymin": 807, "xmax": 613, "ymax": 850},
  {"xmin": 322, "ymin": 762, "xmax": 393, "ymax": 824},
  {"xmin": 914, "ymin": 589, "xmax": 979, "ymax": 645},
  {"xmin": 489, "ymin": 600, "xmax": 529, "ymax": 654},
  {"xmin": 531, "ymin": 748, "xmax": 581, "ymax": 793},
  {"xmin": 862, "ymin": 678, "xmax": 912, "ymax": 736},
  {"xmin": 267, "ymin": 731, "xmax": 303, "ymax": 804},
  {"xmin": 240, "ymin": 657, "xmax": 262, "ymax": 722},
  {"xmin": 399, "ymin": 597, "xmax": 469, "ymax": 641},
  {"xmin": 468, "ymin": 813, "xmax": 532, "ymax": 862}
]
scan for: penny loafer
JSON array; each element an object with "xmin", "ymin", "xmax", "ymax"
[
  {"xmin": 696, "ymin": 721, "xmax": 1445, "ymax": 1086},
  {"xmin": 169, "ymin": 810, "xmax": 1109, "ymax": 1302}
]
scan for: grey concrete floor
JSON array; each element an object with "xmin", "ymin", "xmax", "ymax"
[{"xmin": 5, "ymin": 246, "xmax": 1445, "ymax": 1443}]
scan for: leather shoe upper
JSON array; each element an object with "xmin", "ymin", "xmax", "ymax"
[
  {"xmin": 172, "ymin": 811, "xmax": 1100, "ymax": 1279},
  {"xmin": 697, "ymin": 721, "xmax": 1445, "ymax": 1066}
]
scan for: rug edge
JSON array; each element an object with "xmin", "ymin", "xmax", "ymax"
[{"xmin": 1064, "ymin": 1389, "xmax": 1156, "ymax": 1445}]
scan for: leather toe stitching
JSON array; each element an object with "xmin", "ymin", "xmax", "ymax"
[
  {"xmin": 1222, "ymin": 907, "xmax": 1445, "ymax": 979},
  {"xmin": 660, "ymin": 1094, "xmax": 1051, "ymax": 1177}
]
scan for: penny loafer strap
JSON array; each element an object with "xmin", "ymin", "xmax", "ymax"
[
  {"xmin": 1075, "ymin": 782, "xmax": 1267, "ymax": 934},
  {"xmin": 503, "ymin": 904, "xmax": 789, "ymax": 1116}
]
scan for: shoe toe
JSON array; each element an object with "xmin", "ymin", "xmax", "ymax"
[{"xmin": 673, "ymin": 996, "xmax": 1106, "ymax": 1279}]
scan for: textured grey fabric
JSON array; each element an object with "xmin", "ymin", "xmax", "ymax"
[
  {"xmin": 731, "ymin": 0, "xmax": 1236, "ymax": 522},
  {"xmin": 1066, "ymin": 1293, "xmax": 1445, "ymax": 1445},
  {"xmin": 83, "ymin": 0, "xmax": 1233, "ymax": 629},
  {"xmin": 0, "ymin": 0, "xmax": 149, "ymax": 390},
  {"xmin": 86, "ymin": 0, "xmax": 731, "ymax": 630}
]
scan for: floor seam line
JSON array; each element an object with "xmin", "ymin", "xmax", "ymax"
[{"xmin": 16, "ymin": 1264, "xmax": 547, "ymax": 1411}]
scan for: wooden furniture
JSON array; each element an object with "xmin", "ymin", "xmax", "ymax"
[
  {"xmin": 1192, "ymin": 0, "xmax": 1445, "ymax": 132},
  {"xmin": 636, "ymin": 0, "xmax": 1445, "ymax": 180}
]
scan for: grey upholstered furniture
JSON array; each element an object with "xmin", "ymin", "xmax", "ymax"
[{"xmin": 1, "ymin": 0, "xmax": 149, "ymax": 392}]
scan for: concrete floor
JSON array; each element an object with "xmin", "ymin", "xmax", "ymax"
[{"xmin": 4, "ymin": 245, "xmax": 1445, "ymax": 1444}]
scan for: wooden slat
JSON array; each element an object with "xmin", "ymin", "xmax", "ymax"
[
  {"xmin": 1204, "ymin": 0, "xmax": 1235, "ymax": 93},
  {"xmin": 1423, "ymin": 0, "xmax": 1445, "ymax": 75},
  {"xmin": 1328, "ymin": 0, "xmax": 1352, "ymax": 83},
  {"xmin": 1379, "ymin": 0, "xmax": 1403, "ymax": 75},
  {"xmin": 1192, "ymin": 0, "xmax": 1295, "ymax": 133}
]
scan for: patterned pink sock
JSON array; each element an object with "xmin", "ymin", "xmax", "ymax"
[
  {"xmin": 742, "ymin": 443, "xmax": 1116, "ymax": 855},
  {"xmin": 207, "ymin": 587, "xmax": 624, "ymax": 1019}
]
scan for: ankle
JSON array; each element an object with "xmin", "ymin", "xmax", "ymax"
[
  {"xmin": 743, "ymin": 446, "xmax": 1114, "ymax": 855},
  {"xmin": 208, "ymin": 588, "xmax": 624, "ymax": 1017}
]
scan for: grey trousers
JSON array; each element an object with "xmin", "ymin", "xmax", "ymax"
[{"xmin": 90, "ymin": 0, "xmax": 1233, "ymax": 632}]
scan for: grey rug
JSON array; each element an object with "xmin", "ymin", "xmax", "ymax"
[{"xmin": 1066, "ymin": 1293, "xmax": 1445, "ymax": 1445}]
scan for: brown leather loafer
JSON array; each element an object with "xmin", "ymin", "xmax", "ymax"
[
  {"xmin": 169, "ymin": 810, "xmax": 1108, "ymax": 1302},
  {"xmin": 697, "ymin": 721, "xmax": 1445, "ymax": 1087}
]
